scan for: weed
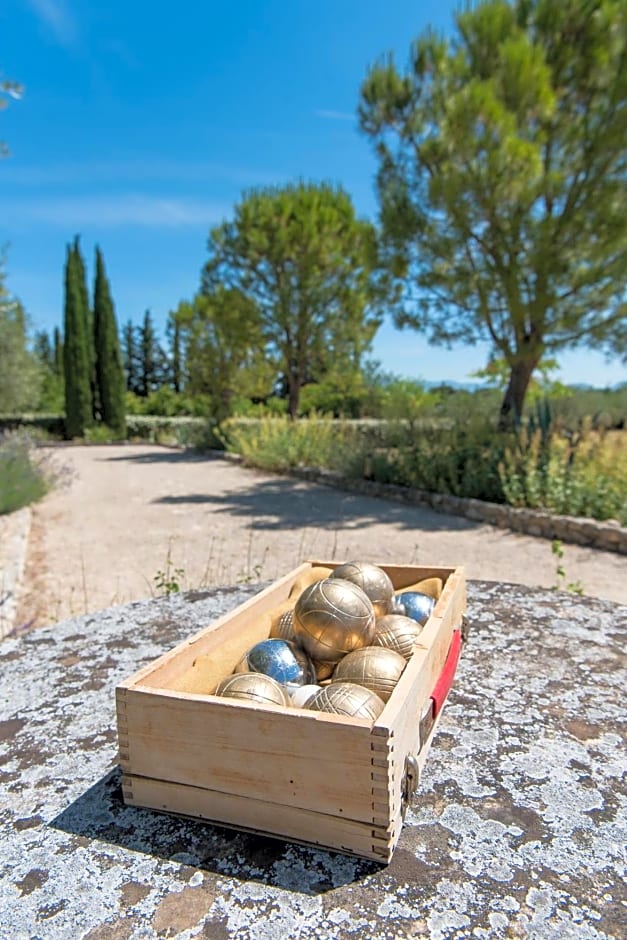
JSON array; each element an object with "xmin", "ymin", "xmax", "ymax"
[
  {"xmin": 551, "ymin": 540, "xmax": 584, "ymax": 595},
  {"xmin": 153, "ymin": 543, "xmax": 185, "ymax": 596}
]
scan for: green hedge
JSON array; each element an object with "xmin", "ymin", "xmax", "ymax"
[{"xmin": 0, "ymin": 414, "xmax": 65, "ymax": 437}]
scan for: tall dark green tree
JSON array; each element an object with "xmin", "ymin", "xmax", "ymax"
[
  {"xmin": 72, "ymin": 236, "xmax": 97, "ymax": 419},
  {"xmin": 122, "ymin": 319, "xmax": 140, "ymax": 393},
  {"xmin": 202, "ymin": 182, "xmax": 382, "ymax": 417},
  {"xmin": 33, "ymin": 330, "xmax": 53, "ymax": 370},
  {"xmin": 63, "ymin": 244, "xmax": 92, "ymax": 437},
  {"xmin": 360, "ymin": 0, "xmax": 627, "ymax": 428},
  {"xmin": 137, "ymin": 310, "xmax": 167, "ymax": 397},
  {"xmin": 166, "ymin": 311, "xmax": 183, "ymax": 393},
  {"xmin": 53, "ymin": 326, "xmax": 64, "ymax": 378},
  {"xmin": 93, "ymin": 247, "xmax": 126, "ymax": 436}
]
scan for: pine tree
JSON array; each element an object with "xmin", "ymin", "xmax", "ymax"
[
  {"xmin": 138, "ymin": 310, "xmax": 165, "ymax": 397},
  {"xmin": 63, "ymin": 244, "xmax": 92, "ymax": 438},
  {"xmin": 122, "ymin": 319, "xmax": 140, "ymax": 394},
  {"xmin": 93, "ymin": 246, "xmax": 126, "ymax": 437}
]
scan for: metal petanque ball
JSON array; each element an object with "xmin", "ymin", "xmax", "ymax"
[
  {"xmin": 269, "ymin": 607, "xmax": 296, "ymax": 642},
  {"xmin": 294, "ymin": 578, "xmax": 376, "ymax": 663},
  {"xmin": 305, "ymin": 682, "xmax": 385, "ymax": 720},
  {"xmin": 395, "ymin": 591, "xmax": 436, "ymax": 626},
  {"xmin": 373, "ymin": 614, "xmax": 424, "ymax": 661},
  {"xmin": 234, "ymin": 638, "xmax": 315, "ymax": 690},
  {"xmin": 214, "ymin": 672, "xmax": 290, "ymax": 707},
  {"xmin": 330, "ymin": 561, "xmax": 395, "ymax": 618},
  {"xmin": 332, "ymin": 646, "xmax": 406, "ymax": 702}
]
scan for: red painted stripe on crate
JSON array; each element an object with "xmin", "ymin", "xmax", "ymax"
[{"xmin": 431, "ymin": 629, "xmax": 462, "ymax": 718}]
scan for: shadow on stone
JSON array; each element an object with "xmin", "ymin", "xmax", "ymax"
[{"xmin": 49, "ymin": 767, "xmax": 379, "ymax": 894}]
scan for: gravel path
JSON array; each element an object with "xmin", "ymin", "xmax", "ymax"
[{"xmin": 15, "ymin": 443, "xmax": 627, "ymax": 629}]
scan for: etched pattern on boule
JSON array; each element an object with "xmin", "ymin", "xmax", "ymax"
[
  {"xmin": 373, "ymin": 614, "xmax": 424, "ymax": 660},
  {"xmin": 332, "ymin": 646, "xmax": 406, "ymax": 702},
  {"xmin": 270, "ymin": 608, "xmax": 296, "ymax": 642},
  {"xmin": 305, "ymin": 682, "xmax": 385, "ymax": 720},
  {"xmin": 214, "ymin": 672, "xmax": 290, "ymax": 706}
]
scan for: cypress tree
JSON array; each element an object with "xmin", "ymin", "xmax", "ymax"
[
  {"xmin": 63, "ymin": 244, "xmax": 92, "ymax": 438},
  {"xmin": 72, "ymin": 236, "xmax": 97, "ymax": 420},
  {"xmin": 53, "ymin": 326, "xmax": 63, "ymax": 377},
  {"xmin": 93, "ymin": 246, "xmax": 126, "ymax": 437},
  {"xmin": 166, "ymin": 311, "xmax": 182, "ymax": 393}
]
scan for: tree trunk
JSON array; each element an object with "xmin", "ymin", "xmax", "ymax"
[
  {"xmin": 287, "ymin": 377, "xmax": 299, "ymax": 419},
  {"xmin": 498, "ymin": 358, "xmax": 538, "ymax": 431}
]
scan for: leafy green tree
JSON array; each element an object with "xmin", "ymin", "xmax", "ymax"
[
  {"xmin": 0, "ymin": 269, "xmax": 40, "ymax": 412},
  {"xmin": 33, "ymin": 329, "xmax": 64, "ymax": 412},
  {"xmin": 63, "ymin": 243, "xmax": 92, "ymax": 437},
  {"xmin": 93, "ymin": 247, "xmax": 126, "ymax": 436},
  {"xmin": 176, "ymin": 289, "xmax": 271, "ymax": 422},
  {"xmin": 202, "ymin": 182, "xmax": 382, "ymax": 417},
  {"xmin": 359, "ymin": 0, "xmax": 627, "ymax": 428},
  {"xmin": 1, "ymin": 73, "xmax": 22, "ymax": 157}
]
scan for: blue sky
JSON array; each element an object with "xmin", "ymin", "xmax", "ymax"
[{"xmin": 2, "ymin": 0, "xmax": 625, "ymax": 388}]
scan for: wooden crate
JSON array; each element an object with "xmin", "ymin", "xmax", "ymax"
[{"xmin": 116, "ymin": 561, "xmax": 466, "ymax": 863}]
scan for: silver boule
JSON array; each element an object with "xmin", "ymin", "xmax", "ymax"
[{"xmin": 234, "ymin": 638, "xmax": 315, "ymax": 688}]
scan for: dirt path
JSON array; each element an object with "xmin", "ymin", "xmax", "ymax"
[{"xmin": 15, "ymin": 443, "xmax": 627, "ymax": 629}]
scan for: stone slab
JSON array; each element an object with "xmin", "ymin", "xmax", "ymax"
[{"xmin": 0, "ymin": 581, "xmax": 625, "ymax": 938}]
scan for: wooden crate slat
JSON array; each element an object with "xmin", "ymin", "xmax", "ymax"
[
  {"xmin": 117, "ymin": 686, "xmax": 382, "ymax": 822},
  {"xmin": 122, "ymin": 773, "xmax": 396, "ymax": 862}
]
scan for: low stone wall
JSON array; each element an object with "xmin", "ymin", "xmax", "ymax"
[{"xmin": 290, "ymin": 466, "xmax": 627, "ymax": 555}]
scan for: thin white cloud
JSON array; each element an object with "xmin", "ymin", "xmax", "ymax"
[
  {"xmin": 26, "ymin": 0, "xmax": 79, "ymax": 48},
  {"xmin": 1, "ymin": 159, "xmax": 281, "ymax": 187},
  {"xmin": 315, "ymin": 109, "xmax": 355, "ymax": 122},
  {"xmin": 4, "ymin": 194, "xmax": 229, "ymax": 228}
]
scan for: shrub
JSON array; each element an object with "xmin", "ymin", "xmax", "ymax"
[
  {"xmin": 125, "ymin": 414, "xmax": 207, "ymax": 446},
  {"xmin": 0, "ymin": 413, "xmax": 64, "ymax": 438},
  {"xmin": 499, "ymin": 421, "xmax": 627, "ymax": 524},
  {"xmin": 0, "ymin": 431, "xmax": 52, "ymax": 514},
  {"xmin": 367, "ymin": 418, "xmax": 507, "ymax": 502},
  {"xmin": 219, "ymin": 414, "xmax": 368, "ymax": 475}
]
